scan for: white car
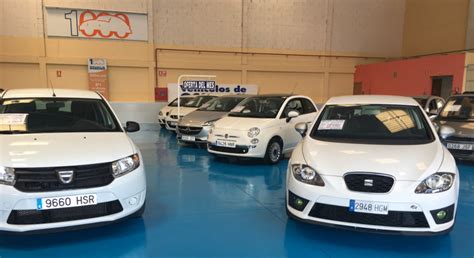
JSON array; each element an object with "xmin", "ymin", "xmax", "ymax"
[
  {"xmin": 0, "ymin": 88, "xmax": 146, "ymax": 233},
  {"xmin": 165, "ymin": 95, "xmax": 216, "ymax": 131},
  {"xmin": 158, "ymin": 96, "xmax": 195, "ymax": 128},
  {"xmin": 207, "ymin": 94, "xmax": 318, "ymax": 164},
  {"xmin": 286, "ymin": 95, "xmax": 459, "ymax": 234}
]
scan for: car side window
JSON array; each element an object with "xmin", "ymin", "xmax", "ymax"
[
  {"xmin": 281, "ymin": 99, "xmax": 304, "ymax": 118},
  {"xmin": 301, "ymin": 98, "xmax": 317, "ymax": 114}
]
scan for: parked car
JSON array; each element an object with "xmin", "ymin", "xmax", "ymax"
[
  {"xmin": 207, "ymin": 94, "xmax": 318, "ymax": 164},
  {"xmin": 165, "ymin": 95, "xmax": 216, "ymax": 131},
  {"xmin": 286, "ymin": 95, "xmax": 459, "ymax": 234},
  {"xmin": 432, "ymin": 93, "xmax": 473, "ymax": 161},
  {"xmin": 158, "ymin": 96, "xmax": 195, "ymax": 128},
  {"xmin": 413, "ymin": 95, "xmax": 445, "ymax": 115},
  {"xmin": 177, "ymin": 95, "xmax": 249, "ymax": 145},
  {"xmin": 0, "ymin": 88, "xmax": 146, "ymax": 232}
]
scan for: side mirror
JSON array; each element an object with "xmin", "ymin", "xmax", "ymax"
[
  {"xmin": 125, "ymin": 121, "xmax": 140, "ymax": 133},
  {"xmin": 295, "ymin": 122, "xmax": 308, "ymax": 137},
  {"xmin": 439, "ymin": 126, "xmax": 455, "ymax": 140},
  {"xmin": 286, "ymin": 110, "xmax": 300, "ymax": 123}
]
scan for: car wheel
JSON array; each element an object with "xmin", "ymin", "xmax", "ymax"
[{"xmin": 264, "ymin": 138, "xmax": 282, "ymax": 164}]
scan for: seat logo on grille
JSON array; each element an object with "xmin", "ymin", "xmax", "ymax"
[
  {"xmin": 364, "ymin": 179, "xmax": 373, "ymax": 187},
  {"xmin": 57, "ymin": 170, "xmax": 74, "ymax": 184}
]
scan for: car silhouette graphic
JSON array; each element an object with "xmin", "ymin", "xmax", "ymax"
[{"xmin": 79, "ymin": 10, "xmax": 132, "ymax": 39}]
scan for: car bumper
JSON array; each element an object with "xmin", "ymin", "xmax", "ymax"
[
  {"xmin": 207, "ymin": 135, "xmax": 268, "ymax": 158},
  {"xmin": 164, "ymin": 119, "xmax": 178, "ymax": 131},
  {"xmin": 286, "ymin": 169, "xmax": 458, "ymax": 234},
  {"xmin": 0, "ymin": 165, "xmax": 146, "ymax": 233},
  {"xmin": 442, "ymin": 140, "xmax": 474, "ymax": 161},
  {"xmin": 177, "ymin": 126, "xmax": 210, "ymax": 144}
]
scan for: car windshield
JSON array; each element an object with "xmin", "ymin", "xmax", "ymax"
[
  {"xmin": 183, "ymin": 96, "xmax": 215, "ymax": 107},
  {"xmin": 310, "ymin": 104, "xmax": 434, "ymax": 144},
  {"xmin": 228, "ymin": 96, "xmax": 286, "ymax": 118},
  {"xmin": 438, "ymin": 96, "xmax": 474, "ymax": 121},
  {"xmin": 0, "ymin": 98, "xmax": 121, "ymax": 134},
  {"xmin": 169, "ymin": 97, "xmax": 194, "ymax": 107},
  {"xmin": 413, "ymin": 97, "xmax": 428, "ymax": 107},
  {"xmin": 198, "ymin": 97, "xmax": 245, "ymax": 112}
]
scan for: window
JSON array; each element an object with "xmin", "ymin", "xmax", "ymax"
[
  {"xmin": 439, "ymin": 96, "xmax": 474, "ymax": 121},
  {"xmin": 0, "ymin": 98, "xmax": 121, "ymax": 134},
  {"xmin": 198, "ymin": 97, "xmax": 244, "ymax": 112},
  {"xmin": 302, "ymin": 98, "xmax": 317, "ymax": 114},
  {"xmin": 310, "ymin": 104, "xmax": 434, "ymax": 144},
  {"xmin": 281, "ymin": 99, "xmax": 304, "ymax": 118},
  {"xmin": 228, "ymin": 96, "xmax": 286, "ymax": 118}
]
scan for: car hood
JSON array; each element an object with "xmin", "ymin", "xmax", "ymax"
[
  {"xmin": 169, "ymin": 107, "xmax": 197, "ymax": 116},
  {"xmin": 159, "ymin": 106, "xmax": 172, "ymax": 114},
  {"xmin": 301, "ymin": 139, "xmax": 444, "ymax": 181},
  {"xmin": 438, "ymin": 120, "xmax": 474, "ymax": 138},
  {"xmin": 179, "ymin": 111, "xmax": 227, "ymax": 126},
  {"xmin": 0, "ymin": 133, "xmax": 135, "ymax": 168},
  {"xmin": 214, "ymin": 116, "xmax": 274, "ymax": 131}
]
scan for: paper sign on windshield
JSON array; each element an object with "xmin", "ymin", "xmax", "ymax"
[
  {"xmin": 318, "ymin": 120, "xmax": 345, "ymax": 130},
  {"xmin": 447, "ymin": 105, "xmax": 461, "ymax": 112},
  {"xmin": 0, "ymin": 114, "xmax": 28, "ymax": 131}
]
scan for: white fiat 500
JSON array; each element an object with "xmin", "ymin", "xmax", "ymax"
[
  {"xmin": 286, "ymin": 95, "xmax": 459, "ymax": 234},
  {"xmin": 208, "ymin": 94, "xmax": 318, "ymax": 164},
  {"xmin": 0, "ymin": 88, "xmax": 146, "ymax": 233}
]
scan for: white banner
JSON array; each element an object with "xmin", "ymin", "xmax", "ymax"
[
  {"xmin": 167, "ymin": 82, "xmax": 259, "ymax": 102},
  {"xmin": 46, "ymin": 8, "xmax": 148, "ymax": 41}
]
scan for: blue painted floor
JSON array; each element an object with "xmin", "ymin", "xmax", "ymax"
[{"xmin": 1, "ymin": 128, "xmax": 473, "ymax": 257}]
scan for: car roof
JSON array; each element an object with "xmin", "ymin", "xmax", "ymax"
[
  {"xmin": 412, "ymin": 95, "xmax": 440, "ymax": 99},
  {"xmin": 326, "ymin": 95, "xmax": 419, "ymax": 106},
  {"xmin": 1, "ymin": 88, "xmax": 102, "ymax": 99},
  {"xmin": 252, "ymin": 94, "xmax": 293, "ymax": 98}
]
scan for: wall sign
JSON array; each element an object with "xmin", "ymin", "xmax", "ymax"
[
  {"xmin": 88, "ymin": 58, "xmax": 109, "ymax": 99},
  {"xmin": 46, "ymin": 8, "xmax": 148, "ymax": 41},
  {"xmin": 167, "ymin": 81, "xmax": 259, "ymax": 102}
]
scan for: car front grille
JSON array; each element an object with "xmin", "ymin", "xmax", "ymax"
[
  {"xmin": 445, "ymin": 136, "xmax": 473, "ymax": 142},
  {"xmin": 7, "ymin": 200, "xmax": 123, "ymax": 225},
  {"xmin": 309, "ymin": 203, "xmax": 429, "ymax": 228},
  {"xmin": 208, "ymin": 145, "xmax": 249, "ymax": 154},
  {"xmin": 344, "ymin": 173, "xmax": 394, "ymax": 193},
  {"xmin": 166, "ymin": 121, "xmax": 177, "ymax": 128},
  {"xmin": 14, "ymin": 162, "xmax": 114, "ymax": 192},
  {"xmin": 178, "ymin": 126, "xmax": 202, "ymax": 135}
]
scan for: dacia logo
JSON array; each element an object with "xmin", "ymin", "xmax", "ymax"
[
  {"xmin": 57, "ymin": 170, "xmax": 74, "ymax": 184},
  {"xmin": 364, "ymin": 179, "xmax": 374, "ymax": 187},
  {"xmin": 225, "ymin": 134, "xmax": 229, "ymax": 139}
]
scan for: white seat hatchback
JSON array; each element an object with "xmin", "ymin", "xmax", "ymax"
[
  {"xmin": 207, "ymin": 94, "xmax": 318, "ymax": 164},
  {"xmin": 286, "ymin": 95, "xmax": 459, "ymax": 234},
  {"xmin": 0, "ymin": 88, "xmax": 146, "ymax": 233}
]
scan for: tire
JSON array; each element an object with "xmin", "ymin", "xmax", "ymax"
[{"xmin": 264, "ymin": 138, "xmax": 283, "ymax": 164}]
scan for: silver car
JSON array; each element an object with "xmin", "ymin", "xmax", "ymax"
[
  {"xmin": 413, "ymin": 95, "xmax": 445, "ymax": 115},
  {"xmin": 434, "ymin": 93, "xmax": 474, "ymax": 161},
  {"xmin": 177, "ymin": 95, "xmax": 249, "ymax": 144}
]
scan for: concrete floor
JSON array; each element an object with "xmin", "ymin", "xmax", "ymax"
[{"xmin": 1, "ymin": 128, "xmax": 473, "ymax": 257}]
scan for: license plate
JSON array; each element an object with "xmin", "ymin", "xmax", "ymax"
[
  {"xmin": 349, "ymin": 199, "xmax": 389, "ymax": 215},
  {"xmin": 37, "ymin": 194, "xmax": 97, "ymax": 210},
  {"xmin": 182, "ymin": 135, "xmax": 195, "ymax": 141},
  {"xmin": 216, "ymin": 139, "xmax": 236, "ymax": 148},
  {"xmin": 447, "ymin": 142, "xmax": 473, "ymax": 150}
]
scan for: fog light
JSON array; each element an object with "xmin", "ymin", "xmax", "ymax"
[
  {"xmin": 128, "ymin": 197, "xmax": 138, "ymax": 206},
  {"xmin": 436, "ymin": 210, "xmax": 447, "ymax": 220},
  {"xmin": 251, "ymin": 138, "xmax": 259, "ymax": 144},
  {"xmin": 295, "ymin": 198, "xmax": 304, "ymax": 207}
]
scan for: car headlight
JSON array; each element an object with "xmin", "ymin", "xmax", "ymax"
[
  {"xmin": 203, "ymin": 119, "xmax": 218, "ymax": 126},
  {"xmin": 0, "ymin": 166, "xmax": 15, "ymax": 185},
  {"xmin": 111, "ymin": 154, "xmax": 140, "ymax": 178},
  {"xmin": 159, "ymin": 111, "xmax": 163, "ymax": 116},
  {"xmin": 291, "ymin": 164, "xmax": 324, "ymax": 186},
  {"xmin": 415, "ymin": 173, "xmax": 455, "ymax": 194},
  {"xmin": 248, "ymin": 127, "xmax": 260, "ymax": 138}
]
